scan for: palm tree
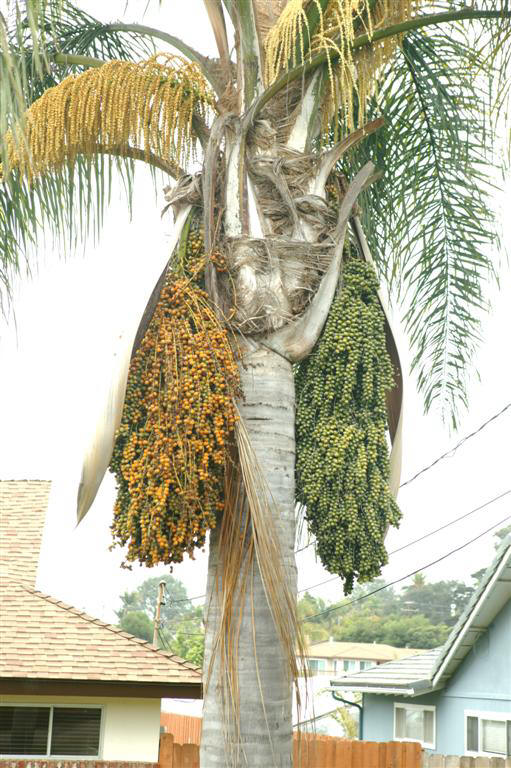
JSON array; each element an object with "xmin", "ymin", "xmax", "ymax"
[{"xmin": 1, "ymin": 1, "xmax": 509, "ymax": 765}]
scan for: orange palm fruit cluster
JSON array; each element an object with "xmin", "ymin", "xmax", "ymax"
[{"xmin": 110, "ymin": 231, "xmax": 240, "ymax": 567}]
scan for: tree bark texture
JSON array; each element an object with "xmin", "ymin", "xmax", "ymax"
[{"xmin": 200, "ymin": 342, "xmax": 297, "ymax": 768}]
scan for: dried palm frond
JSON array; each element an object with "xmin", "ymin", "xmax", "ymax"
[
  {"xmin": 1, "ymin": 53, "xmax": 215, "ymax": 182},
  {"xmin": 264, "ymin": 0, "xmax": 416, "ymax": 128}
]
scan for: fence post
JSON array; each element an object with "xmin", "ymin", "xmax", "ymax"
[
  {"xmin": 460, "ymin": 758, "xmax": 475, "ymax": 767},
  {"xmin": 363, "ymin": 741, "xmax": 379, "ymax": 768},
  {"xmin": 181, "ymin": 744, "xmax": 199, "ymax": 768},
  {"xmin": 173, "ymin": 743, "xmax": 183, "ymax": 768},
  {"xmin": 403, "ymin": 741, "xmax": 422, "ymax": 767},
  {"xmin": 159, "ymin": 732, "xmax": 174, "ymax": 768},
  {"xmin": 474, "ymin": 759, "xmax": 490, "ymax": 767},
  {"xmin": 335, "ymin": 739, "xmax": 353, "ymax": 767},
  {"xmin": 445, "ymin": 757, "xmax": 460, "ymax": 767}
]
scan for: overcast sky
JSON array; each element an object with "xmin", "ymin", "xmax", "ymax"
[{"xmin": 1, "ymin": 0, "xmax": 510, "ymax": 625}]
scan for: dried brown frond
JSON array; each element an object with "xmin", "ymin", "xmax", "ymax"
[{"xmin": 1, "ymin": 53, "xmax": 215, "ymax": 182}]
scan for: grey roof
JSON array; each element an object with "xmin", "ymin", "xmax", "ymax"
[
  {"xmin": 430, "ymin": 534, "xmax": 511, "ymax": 690},
  {"xmin": 331, "ymin": 535, "xmax": 511, "ymax": 697},
  {"xmin": 331, "ymin": 649, "xmax": 442, "ymax": 695}
]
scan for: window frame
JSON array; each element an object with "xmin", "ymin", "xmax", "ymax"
[
  {"xmin": 464, "ymin": 710, "xmax": 511, "ymax": 758},
  {"xmin": 393, "ymin": 702, "xmax": 436, "ymax": 749},
  {"xmin": 307, "ymin": 658, "xmax": 327, "ymax": 674},
  {"xmin": 0, "ymin": 703, "xmax": 104, "ymax": 759}
]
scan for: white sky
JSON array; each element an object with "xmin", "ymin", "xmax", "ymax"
[{"xmin": 0, "ymin": 0, "xmax": 510, "ymax": 625}]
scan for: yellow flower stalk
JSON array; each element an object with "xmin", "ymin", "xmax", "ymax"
[
  {"xmin": 264, "ymin": 0, "xmax": 416, "ymax": 128},
  {"xmin": 1, "ymin": 53, "xmax": 215, "ymax": 182}
]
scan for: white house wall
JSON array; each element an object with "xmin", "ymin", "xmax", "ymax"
[{"xmin": 1, "ymin": 694, "xmax": 161, "ymax": 762}]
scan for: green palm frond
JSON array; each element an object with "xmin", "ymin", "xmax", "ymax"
[
  {"xmin": 343, "ymin": 25, "xmax": 507, "ymax": 424},
  {"xmin": 0, "ymin": 3, "xmax": 194, "ymax": 309}
]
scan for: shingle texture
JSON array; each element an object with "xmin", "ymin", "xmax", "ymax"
[
  {"xmin": 0, "ymin": 479, "xmax": 201, "ymax": 687},
  {"xmin": 332, "ymin": 648, "xmax": 441, "ymax": 691},
  {"xmin": 0, "ymin": 480, "xmax": 50, "ymax": 586}
]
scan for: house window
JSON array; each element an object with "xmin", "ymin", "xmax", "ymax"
[
  {"xmin": 360, "ymin": 661, "xmax": 375, "ymax": 671},
  {"xmin": 394, "ymin": 703, "xmax": 435, "ymax": 749},
  {"xmin": 343, "ymin": 659, "xmax": 357, "ymax": 672},
  {"xmin": 0, "ymin": 706, "xmax": 102, "ymax": 757},
  {"xmin": 308, "ymin": 658, "xmax": 326, "ymax": 675},
  {"xmin": 465, "ymin": 711, "xmax": 511, "ymax": 757}
]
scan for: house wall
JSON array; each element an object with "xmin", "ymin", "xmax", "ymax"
[
  {"xmin": 0, "ymin": 695, "xmax": 161, "ymax": 762},
  {"xmin": 362, "ymin": 599, "xmax": 511, "ymax": 755}
]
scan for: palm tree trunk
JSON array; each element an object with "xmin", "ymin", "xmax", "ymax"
[{"xmin": 200, "ymin": 342, "xmax": 297, "ymax": 768}]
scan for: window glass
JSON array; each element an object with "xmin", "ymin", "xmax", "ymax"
[
  {"xmin": 424, "ymin": 710, "xmax": 434, "ymax": 745},
  {"xmin": 308, "ymin": 658, "xmax": 326, "ymax": 674},
  {"xmin": 466, "ymin": 716, "xmax": 478, "ymax": 752},
  {"xmin": 343, "ymin": 659, "xmax": 357, "ymax": 672},
  {"xmin": 50, "ymin": 708, "xmax": 101, "ymax": 756},
  {"xmin": 395, "ymin": 705, "xmax": 434, "ymax": 747},
  {"xmin": 395, "ymin": 707, "xmax": 406, "ymax": 739},
  {"xmin": 405, "ymin": 708, "xmax": 424, "ymax": 742},
  {"xmin": 481, "ymin": 719, "xmax": 506, "ymax": 756},
  {"xmin": 0, "ymin": 707, "xmax": 50, "ymax": 755}
]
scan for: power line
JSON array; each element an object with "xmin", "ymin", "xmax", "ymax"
[
  {"xmin": 173, "ymin": 487, "xmax": 511, "ymax": 605},
  {"xmin": 400, "ymin": 402, "xmax": 511, "ymax": 488},
  {"xmin": 300, "ymin": 513, "xmax": 510, "ymax": 623},
  {"xmin": 298, "ymin": 487, "xmax": 511, "ymax": 595},
  {"xmin": 155, "ymin": 512, "xmax": 510, "ymax": 637},
  {"xmin": 149, "ymin": 403, "xmax": 511, "ymax": 604}
]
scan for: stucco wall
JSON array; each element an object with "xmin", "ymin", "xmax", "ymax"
[
  {"xmin": 363, "ymin": 598, "xmax": 511, "ymax": 755},
  {"xmin": 0, "ymin": 695, "xmax": 161, "ymax": 762}
]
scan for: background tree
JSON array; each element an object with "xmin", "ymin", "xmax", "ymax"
[
  {"xmin": 1, "ymin": 1, "xmax": 510, "ymax": 766},
  {"xmin": 117, "ymin": 574, "xmax": 193, "ymax": 627}
]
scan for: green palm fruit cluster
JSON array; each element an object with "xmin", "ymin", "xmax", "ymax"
[{"xmin": 295, "ymin": 254, "xmax": 401, "ymax": 594}]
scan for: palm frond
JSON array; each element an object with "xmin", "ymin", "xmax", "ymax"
[
  {"xmin": 0, "ymin": 50, "xmax": 214, "ymax": 307},
  {"xmin": 264, "ymin": 0, "xmax": 417, "ymax": 128},
  {"xmin": 342, "ymin": 26, "xmax": 506, "ymax": 424}
]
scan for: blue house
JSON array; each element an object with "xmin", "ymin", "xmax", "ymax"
[{"xmin": 330, "ymin": 537, "xmax": 511, "ymax": 759}]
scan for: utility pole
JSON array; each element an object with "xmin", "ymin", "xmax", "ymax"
[{"xmin": 152, "ymin": 580, "xmax": 166, "ymax": 649}]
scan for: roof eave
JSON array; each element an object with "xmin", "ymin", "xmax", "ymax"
[
  {"xmin": 329, "ymin": 677, "xmax": 438, "ymax": 698},
  {"xmin": 0, "ymin": 676, "xmax": 203, "ymax": 699}
]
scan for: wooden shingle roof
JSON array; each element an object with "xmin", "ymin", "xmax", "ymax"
[
  {"xmin": 0, "ymin": 480, "xmax": 50, "ymax": 586},
  {"xmin": 0, "ymin": 480, "xmax": 201, "ymax": 695}
]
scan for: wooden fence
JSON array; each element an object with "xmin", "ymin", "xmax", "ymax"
[
  {"xmin": 422, "ymin": 756, "xmax": 511, "ymax": 767},
  {"xmin": 158, "ymin": 733, "xmax": 422, "ymax": 767},
  {"xmin": 161, "ymin": 712, "xmax": 202, "ymax": 745}
]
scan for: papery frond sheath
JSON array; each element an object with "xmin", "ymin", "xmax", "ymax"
[{"xmin": 1, "ymin": 53, "xmax": 215, "ymax": 183}]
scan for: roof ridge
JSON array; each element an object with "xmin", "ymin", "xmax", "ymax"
[
  {"xmin": 0, "ymin": 479, "xmax": 51, "ymax": 483},
  {"xmin": 21, "ymin": 583, "xmax": 201, "ymax": 674}
]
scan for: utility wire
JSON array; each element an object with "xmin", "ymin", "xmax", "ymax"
[
  {"xmin": 153, "ymin": 512, "xmax": 510, "ymax": 637},
  {"xmin": 167, "ymin": 486, "xmax": 511, "ymax": 605},
  {"xmin": 298, "ymin": 487, "xmax": 511, "ymax": 595},
  {"xmin": 155, "ymin": 404, "xmax": 511, "ymax": 603},
  {"xmin": 300, "ymin": 513, "xmax": 510, "ymax": 623},
  {"xmin": 400, "ymin": 402, "xmax": 511, "ymax": 488},
  {"xmin": 295, "ymin": 403, "xmax": 511, "ymax": 555}
]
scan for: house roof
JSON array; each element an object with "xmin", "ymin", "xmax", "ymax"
[
  {"xmin": 0, "ymin": 580, "xmax": 201, "ymax": 686},
  {"xmin": 330, "ymin": 648, "xmax": 442, "ymax": 695},
  {"xmin": 430, "ymin": 533, "xmax": 511, "ymax": 690},
  {"xmin": 0, "ymin": 480, "xmax": 50, "ymax": 586},
  {"xmin": 0, "ymin": 479, "xmax": 201, "ymax": 693},
  {"xmin": 306, "ymin": 640, "xmax": 426, "ymax": 662},
  {"xmin": 330, "ymin": 536, "xmax": 511, "ymax": 697}
]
